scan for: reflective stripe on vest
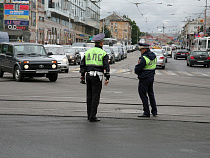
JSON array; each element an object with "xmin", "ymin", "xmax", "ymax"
[
  {"xmin": 143, "ymin": 56, "xmax": 157, "ymax": 70},
  {"xmin": 85, "ymin": 47, "xmax": 107, "ymax": 66}
]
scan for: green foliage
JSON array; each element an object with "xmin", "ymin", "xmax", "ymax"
[{"xmin": 123, "ymin": 15, "xmax": 141, "ymax": 44}]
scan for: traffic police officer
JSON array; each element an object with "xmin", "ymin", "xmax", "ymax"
[
  {"xmin": 134, "ymin": 43, "xmax": 157, "ymax": 117},
  {"xmin": 80, "ymin": 33, "xmax": 110, "ymax": 122}
]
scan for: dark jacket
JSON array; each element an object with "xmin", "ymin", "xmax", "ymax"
[
  {"xmin": 134, "ymin": 50, "xmax": 156, "ymax": 79},
  {"xmin": 80, "ymin": 45, "xmax": 110, "ymax": 80}
]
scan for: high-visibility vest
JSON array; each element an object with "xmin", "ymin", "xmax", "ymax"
[
  {"xmin": 85, "ymin": 47, "xmax": 107, "ymax": 66},
  {"xmin": 143, "ymin": 56, "xmax": 157, "ymax": 70}
]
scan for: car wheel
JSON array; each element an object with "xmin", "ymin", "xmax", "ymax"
[
  {"xmin": 162, "ymin": 65, "xmax": 165, "ymax": 69},
  {"xmin": 207, "ymin": 64, "xmax": 210, "ymax": 68},
  {"xmin": 14, "ymin": 66, "xmax": 23, "ymax": 82},
  {"xmin": 0, "ymin": 68, "xmax": 4, "ymax": 77},
  {"xmin": 65, "ymin": 69, "xmax": 69, "ymax": 73},
  {"xmin": 189, "ymin": 62, "xmax": 192, "ymax": 67},
  {"xmin": 48, "ymin": 73, "xmax": 58, "ymax": 82}
]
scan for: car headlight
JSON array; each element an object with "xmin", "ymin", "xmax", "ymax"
[
  {"xmin": 24, "ymin": 65, "xmax": 29, "ymax": 69},
  {"xmin": 52, "ymin": 64, "xmax": 56, "ymax": 69},
  {"xmin": 63, "ymin": 57, "xmax": 68, "ymax": 63},
  {"xmin": 70, "ymin": 56, "xmax": 74, "ymax": 59}
]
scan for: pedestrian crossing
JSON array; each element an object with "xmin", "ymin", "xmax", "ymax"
[{"xmin": 68, "ymin": 68, "xmax": 210, "ymax": 77}]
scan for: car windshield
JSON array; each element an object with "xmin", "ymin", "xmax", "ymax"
[
  {"xmin": 64, "ymin": 49, "xmax": 76, "ymax": 55},
  {"xmin": 72, "ymin": 43, "xmax": 86, "ymax": 47},
  {"xmin": 153, "ymin": 51, "xmax": 162, "ymax": 55},
  {"xmin": 104, "ymin": 49, "xmax": 111, "ymax": 54},
  {"xmin": 15, "ymin": 45, "xmax": 47, "ymax": 56},
  {"xmin": 45, "ymin": 47, "xmax": 65, "ymax": 55},
  {"xmin": 192, "ymin": 51, "xmax": 208, "ymax": 55}
]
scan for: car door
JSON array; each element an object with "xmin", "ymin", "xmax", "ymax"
[
  {"xmin": 0, "ymin": 44, "xmax": 6, "ymax": 70},
  {"xmin": 4, "ymin": 44, "xmax": 15, "ymax": 73}
]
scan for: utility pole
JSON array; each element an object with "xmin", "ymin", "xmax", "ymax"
[
  {"xmin": 35, "ymin": 0, "xmax": 38, "ymax": 43},
  {"xmin": 204, "ymin": 0, "xmax": 207, "ymax": 36}
]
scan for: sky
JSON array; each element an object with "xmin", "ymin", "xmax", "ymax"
[{"xmin": 99, "ymin": 0, "xmax": 210, "ymax": 35}]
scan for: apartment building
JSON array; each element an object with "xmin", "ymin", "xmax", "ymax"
[
  {"xmin": 3, "ymin": 0, "xmax": 100, "ymax": 44},
  {"xmin": 100, "ymin": 12, "xmax": 132, "ymax": 45}
]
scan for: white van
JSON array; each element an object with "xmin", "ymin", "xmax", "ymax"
[{"xmin": 162, "ymin": 46, "xmax": 172, "ymax": 58}]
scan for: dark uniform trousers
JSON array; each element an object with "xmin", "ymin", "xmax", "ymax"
[
  {"xmin": 86, "ymin": 73, "xmax": 102, "ymax": 119},
  {"xmin": 138, "ymin": 77, "xmax": 157, "ymax": 116}
]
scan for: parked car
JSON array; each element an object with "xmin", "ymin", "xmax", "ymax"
[
  {"xmin": 152, "ymin": 49, "xmax": 166, "ymax": 69},
  {"xmin": 103, "ymin": 47, "xmax": 115, "ymax": 64},
  {"xmin": 187, "ymin": 50, "xmax": 210, "ymax": 67},
  {"xmin": 174, "ymin": 49, "xmax": 189, "ymax": 60},
  {"xmin": 71, "ymin": 42, "xmax": 87, "ymax": 47},
  {"xmin": 110, "ymin": 47, "xmax": 121, "ymax": 61},
  {"xmin": 0, "ymin": 42, "xmax": 58, "ymax": 82},
  {"xmin": 162, "ymin": 46, "xmax": 172, "ymax": 58},
  {"xmin": 113, "ymin": 44, "xmax": 126, "ymax": 59},
  {"xmin": 63, "ymin": 47, "xmax": 81, "ymax": 65},
  {"xmin": 44, "ymin": 45, "xmax": 69, "ymax": 73}
]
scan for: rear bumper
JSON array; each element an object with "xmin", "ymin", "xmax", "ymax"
[{"xmin": 190, "ymin": 60, "xmax": 210, "ymax": 65}]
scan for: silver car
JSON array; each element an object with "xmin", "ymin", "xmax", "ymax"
[
  {"xmin": 152, "ymin": 49, "xmax": 166, "ymax": 69},
  {"xmin": 110, "ymin": 47, "xmax": 122, "ymax": 61},
  {"xmin": 44, "ymin": 45, "xmax": 69, "ymax": 73}
]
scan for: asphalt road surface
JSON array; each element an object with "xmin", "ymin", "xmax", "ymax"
[
  {"xmin": 1, "ymin": 115, "xmax": 210, "ymax": 158},
  {"xmin": 0, "ymin": 50, "xmax": 210, "ymax": 158}
]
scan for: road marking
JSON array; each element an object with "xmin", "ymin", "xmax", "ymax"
[
  {"xmin": 176, "ymin": 71, "xmax": 195, "ymax": 76},
  {"xmin": 191, "ymin": 72, "xmax": 209, "ymax": 76},
  {"xmin": 155, "ymin": 70, "xmax": 163, "ymax": 75},
  {"xmin": 167, "ymin": 71, "xmax": 179, "ymax": 76}
]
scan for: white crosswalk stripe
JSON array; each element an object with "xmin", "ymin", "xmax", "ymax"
[{"xmin": 68, "ymin": 68, "xmax": 210, "ymax": 77}]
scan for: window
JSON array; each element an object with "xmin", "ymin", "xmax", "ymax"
[
  {"xmin": 31, "ymin": 12, "xmax": 36, "ymax": 26},
  {"xmin": 8, "ymin": 45, "xmax": 13, "ymax": 54},
  {"xmin": 2, "ymin": 45, "xmax": 8, "ymax": 54},
  {"xmin": 125, "ymin": 29, "xmax": 127, "ymax": 32},
  {"xmin": 115, "ymin": 29, "xmax": 117, "ymax": 33},
  {"xmin": 115, "ymin": 23, "xmax": 117, "ymax": 27}
]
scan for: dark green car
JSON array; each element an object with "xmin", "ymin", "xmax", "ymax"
[{"xmin": 0, "ymin": 42, "xmax": 58, "ymax": 82}]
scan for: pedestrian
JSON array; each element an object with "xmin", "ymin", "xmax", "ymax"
[
  {"xmin": 134, "ymin": 43, "xmax": 157, "ymax": 117},
  {"xmin": 80, "ymin": 33, "xmax": 110, "ymax": 122}
]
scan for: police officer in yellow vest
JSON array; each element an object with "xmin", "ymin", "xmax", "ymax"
[
  {"xmin": 80, "ymin": 33, "xmax": 110, "ymax": 122},
  {"xmin": 134, "ymin": 43, "xmax": 157, "ymax": 117}
]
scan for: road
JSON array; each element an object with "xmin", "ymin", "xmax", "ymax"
[{"xmin": 0, "ymin": 50, "xmax": 210, "ymax": 158}]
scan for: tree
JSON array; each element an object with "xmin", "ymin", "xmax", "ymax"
[
  {"xmin": 101, "ymin": 25, "xmax": 111, "ymax": 38},
  {"xmin": 123, "ymin": 15, "xmax": 141, "ymax": 44}
]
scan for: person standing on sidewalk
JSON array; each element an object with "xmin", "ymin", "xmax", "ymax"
[
  {"xmin": 80, "ymin": 33, "xmax": 110, "ymax": 122},
  {"xmin": 134, "ymin": 43, "xmax": 157, "ymax": 117}
]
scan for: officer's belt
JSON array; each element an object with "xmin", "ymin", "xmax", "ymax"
[
  {"xmin": 88, "ymin": 71, "xmax": 103, "ymax": 81},
  {"xmin": 143, "ymin": 69, "xmax": 155, "ymax": 70}
]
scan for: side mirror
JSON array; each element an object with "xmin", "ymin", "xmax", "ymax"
[
  {"xmin": 6, "ymin": 52, "xmax": 12, "ymax": 56},
  {"xmin": 47, "ymin": 52, "xmax": 53, "ymax": 55}
]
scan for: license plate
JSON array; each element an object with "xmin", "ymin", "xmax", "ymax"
[
  {"xmin": 197, "ymin": 61, "xmax": 204, "ymax": 62},
  {"xmin": 36, "ymin": 69, "xmax": 48, "ymax": 73},
  {"xmin": 181, "ymin": 53, "xmax": 185, "ymax": 55}
]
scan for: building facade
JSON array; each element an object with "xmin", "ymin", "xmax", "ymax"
[
  {"xmin": 100, "ymin": 12, "xmax": 132, "ymax": 45},
  {"xmin": 2, "ymin": 0, "xmax": 100, "ymax": 44},
  {"xmin": 182, "ymin": 18, "xmax": 205, "ymax": 48}
]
